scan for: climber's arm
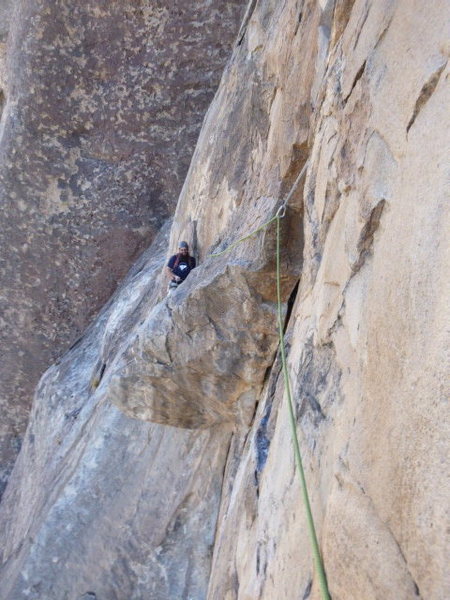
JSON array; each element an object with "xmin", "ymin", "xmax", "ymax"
[{"xmin": 166, "ymin": 256, "xmax": 180, "ymax": 281}]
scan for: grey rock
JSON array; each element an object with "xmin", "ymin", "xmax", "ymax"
[
  {"xmin": 0, "ymin": 227, "xmax": 232, "ymax": 599},
  {"xmin": 1, "ymin": 1, "xmax": 448, "ymax": 599},
  {"xmin": 97, "ymin": 196, "xmax": 296, "ymax": 429},
  {"xmin": 0, "ymin": 1, "xmax": 13, "ymax": 42},
  {"xmin": 0, "ymin": 0, "xmax": 245, "ymax": 496}
]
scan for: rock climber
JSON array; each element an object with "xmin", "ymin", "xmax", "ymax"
[{"xmin": 166, "ymin": 241, "xmax": 196, "ymax": 290}]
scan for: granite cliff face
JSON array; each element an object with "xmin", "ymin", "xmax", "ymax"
[
  {"xmin": 0, "ymin": 0, "xmax": 449, "ymax": 599},
  {"xmin": 0, "ymin": 0, "xmax": 245, "ymax": 495}
]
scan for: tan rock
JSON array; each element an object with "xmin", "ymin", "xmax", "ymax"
[
  {"xmin": 0, "ymin": 1, "xmax": 448, "ymax": 599},
  {"xmin": 209, "ymin": 1, "xmax": 449, "ymax": 599}
]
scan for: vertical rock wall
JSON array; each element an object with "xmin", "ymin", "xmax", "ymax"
[
  {"xmin": 0, "ymin": 227, "xmax": 236, "ymax": 599},
  {"xmin": 0, "ymin": 0, "xmax": 448, "ymax": 599},
  {"xmin": 0, "ymin": 1, "xmax": 12, "ymax": 91},
  {"xmin": 0, "ymin": 0, "xmax": 245, "ymax": 495},
  {"xmin": 207, "ymin": 1, "xmax": 450, "ymax": 598}
]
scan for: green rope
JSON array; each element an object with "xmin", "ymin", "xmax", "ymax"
[
  {"xmin": 211, "ymin": 214, "xmax": 279, "ymax": 258},
  {"xmin": 208, "ymin": 161, "xmax": 330, "ymax": 597},
  {"xmin": 275, "ymin": 214, "xmax": 330, "ymax": 600},
  {"xmin": 211, "ymin": 160, "xmax": 309, "ymax": 258}
]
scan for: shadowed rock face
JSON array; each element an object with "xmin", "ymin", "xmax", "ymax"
[
  {"xmin": 0, "ymin": 226, "xmax": 234, "ymax": 600},
  {"xmin": 0, "ymin": 0, "xmax": 245, "ymax": 495}
]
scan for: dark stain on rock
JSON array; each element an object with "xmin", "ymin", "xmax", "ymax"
[
  {"xmin": 304, "ymin": 392, "xmax": 326, "ymax": 423},
  {"xmin": 65, "ymin": 407, "xmax": 82, "ymax": 421},
  {"xmin": 352, "ymin": 198, "xmax": 386, "ymax": 274},
  {"xmin": 255, "ymin": 541, "xmax": 268, "ymax": 579},
  {"xmin": 343, "ymin": 59, "xmax": 366, "ymax": 104},
  {"xmin": 254, "ymin": 353, "xmax": 283, "ymax": 479},
  {"xmin": 406, "ymin": 62, "xmax": 447, "ymax": 133},
  {"xmin": 255, "ymin": 403, "xmax": 272, "ymax": 474},
  {"xmin": 302, "ymin": 578, "xmax": 313, "ymax": 599},
  {"xmin": 296, "ymin": 338, "xmax": 342, "ymax": 426},
  {"xmin": 256, "ymin": 542, "xmax": 260, "ymax": 574}
]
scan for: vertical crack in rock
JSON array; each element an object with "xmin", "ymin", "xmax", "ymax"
[
  {"xmin": 351, "ymin": 198, "xmax": 386, "ymax": 274},
  {"xmin": 352, "ymin": 1, "xmax": 371, "ymax": 50},
  {"xmin": 236, "ymin": 0, "xmax": 258, "ymax": 46},
  {"xmin": 406, "ymin": 62, "xmax": 447, "ymax": 133},
  {"xmin": 284, "ymin": 280, "xmax": 300, "ymax": 333},
  {"xmin": 372, "ymin": 10, "xmax": 396, "ymax": 53},
  {"xmin": 384, "ymin": 525, "xmax": 424, "ymax": 599},
  {"xmin": 343, "ymin": 60, "xmax": 366, "ymax": 104},
  {"xmin": 294, "ymin": 6, "xmax": 303, "ymax": 37},
  {"xmin": 209, "ymin": 431, "xmax": 235, "ymax": 556},
  {"xmin": 345, "ymin": 464, "xmax": 425, "ymax": 599},
  {"xmin": 252, "ymin": 351, "xmax": 283, "ymax": 493},
  {"xmin": 330, "ymin": 0, "xmax": 357, "ymax": 46},
  {"xmin": 254, "ymin": 281, "xmax": 298, "ymax": 484}
]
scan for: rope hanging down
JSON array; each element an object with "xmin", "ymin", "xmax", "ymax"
[
  {"xmin": 275, "ymin": 211, "xmax": 330, "ymax": 600},
  {"xmin": 211, "ymin": 161, "xmax": 331, "ymax": 600}
]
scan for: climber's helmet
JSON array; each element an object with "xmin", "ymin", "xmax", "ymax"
[{"xmin": 179, "ymin": 241, "xmax": 189, "ymax": 254}]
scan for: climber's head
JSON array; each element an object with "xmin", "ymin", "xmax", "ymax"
[{"xmin": 178, "ymin": 241, "xmax": 189, "ymax": 255}]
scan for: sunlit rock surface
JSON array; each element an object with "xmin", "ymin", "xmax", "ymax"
[
  {"xmin": 0, "ymin": 0, "xmax": 245, "ymax": 496},
  {"xmin": 207, "ymin": 1, "xmax": 449, "ymax": 599},
  {"xmin": 0, "ymin": 0, "xmax": 448, "ymax": 599}
]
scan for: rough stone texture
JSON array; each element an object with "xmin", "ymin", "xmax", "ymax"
[
  {"xmin": 95, "ymin": 199, "xmax": 301, "ymax": 430},
  {"xmin": 0, "ymin": 1, "xmax": 12, "ymax": 42},
  {"xmin": 0, "ymin": 226, "xmax": 234, "ymax": 599},
  {"xmin": 0, "ymin": 0, "xmax": 449, "ymax": 599},
  {"xmin": 0, "ymin": 0, "xmax": 245, "ymax": 495},
  {"xmin": 207, "ymin": 1, "xmax": 450, "ymax": 599}
]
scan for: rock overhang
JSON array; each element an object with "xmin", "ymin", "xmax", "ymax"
[{"xmin": 94, "ymin": 200, "xmax": 301, "ymax": 430}]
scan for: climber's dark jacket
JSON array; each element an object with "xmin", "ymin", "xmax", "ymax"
[{"xmin": 167, "ymin": 254, "xmax": 196, "ymax": 281}]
